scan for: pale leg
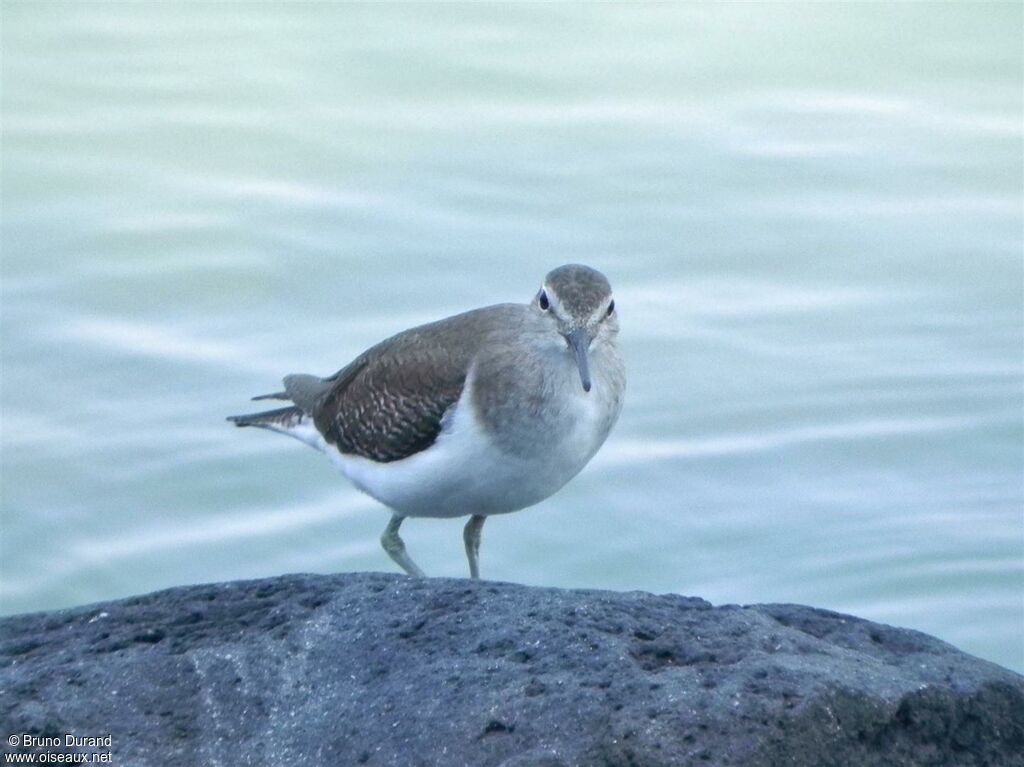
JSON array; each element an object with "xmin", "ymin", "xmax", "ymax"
[
  {"xmin": 380, "ymin": 514, "xmax": 425, "ymax": 577},
  {"xmin": 463, "ymin": 514, "xmax": 486, "ymax": 579}
]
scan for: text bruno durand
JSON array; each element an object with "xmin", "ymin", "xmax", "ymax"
[{"xmin": 5, "ymin": 734, "xmax": 112, "ymax": 763}]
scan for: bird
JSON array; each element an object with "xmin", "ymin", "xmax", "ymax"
[{"xmin": 227, "ymin": 264, "xmax": 624, "ymax": 579}]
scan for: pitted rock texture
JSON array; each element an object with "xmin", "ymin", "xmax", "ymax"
[{"xmin": 2, "ymin": 573, "xmax": 1021, "ymax": 766}]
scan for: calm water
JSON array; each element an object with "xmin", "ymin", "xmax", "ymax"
[{"xmin": 2, "ymin": 3, "xmax": 1022, "ymax": 672}]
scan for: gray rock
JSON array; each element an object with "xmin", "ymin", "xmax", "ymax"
[{"xmin": 1, "ymin": 572, "xmax": 1021, "ymax": 766}]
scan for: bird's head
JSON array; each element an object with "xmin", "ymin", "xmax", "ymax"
[{"xmin": 532, "ymin": 264, "xmax": 618, "ymax": 393}]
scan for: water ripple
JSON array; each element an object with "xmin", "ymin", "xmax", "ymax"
[{"xmin": 601, "ymin": 414, "xmax": 999, "ymax": 465}]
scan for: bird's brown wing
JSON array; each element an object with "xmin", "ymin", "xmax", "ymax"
[{"xmin": 313, "ymin": 306, "xmax": 513, "ymax": 463}]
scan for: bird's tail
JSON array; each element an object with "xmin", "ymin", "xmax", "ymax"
[
  {"xmin": 228, "ymin": 373, "xmax": 330, "ymax": 448},
  {"xmin": 226, "ymin": 406, "xmax": 306, "ymax": 430},
  {"xmin": 226, "ymin": 404, "xmax": 324, "ymax": 449}
]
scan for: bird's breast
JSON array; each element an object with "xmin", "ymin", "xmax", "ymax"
[{"xmin": 469, "ymin": 341, "xmax": 623, "ymax": 467}]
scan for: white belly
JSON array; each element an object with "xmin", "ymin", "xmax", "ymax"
[{"xmin": 318, "ymin": 374, "xmax": 615, "ymax": 518}]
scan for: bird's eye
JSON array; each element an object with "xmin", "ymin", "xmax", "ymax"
[
  {"xmin": 606, "ymin": 300, "xmax": 615, "ymax": 317},
  {"xmin": 539, "ymin": 291, "xmax": 550, "ymax": 311}
]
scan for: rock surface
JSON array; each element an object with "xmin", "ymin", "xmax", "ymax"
[{"xmin": 1, "ymin": 572, "xmax": 1021, "ymax": 766}]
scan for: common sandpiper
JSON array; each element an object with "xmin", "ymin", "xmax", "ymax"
[{"xmin": 228, "ymin": 264, "xmax": 625, "ymax": 578}]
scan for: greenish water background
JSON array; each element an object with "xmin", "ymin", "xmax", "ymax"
[{"xmin": 2, "ymin": 2, "xmax": 1022, "ymax": 672}]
